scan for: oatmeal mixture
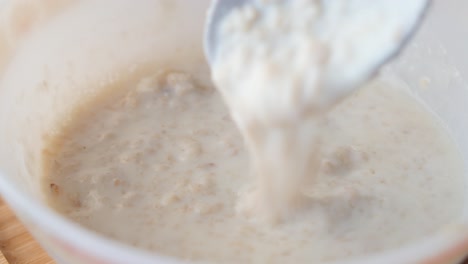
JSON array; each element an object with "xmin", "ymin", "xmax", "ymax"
[
  {"xmin": 43, "ymin": 68, "xmax": 465, "ymax": 263},
  {"xmin": 2, "ymin": 0, "xmax": 458, "ymax": 263}
]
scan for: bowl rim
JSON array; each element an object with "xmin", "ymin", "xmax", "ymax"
[{"xmin": 1, "ymin": 170, "xmax": 467, "ymax": 264}]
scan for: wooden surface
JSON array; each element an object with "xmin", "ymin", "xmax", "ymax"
[
  {"xmin": 0, "ymin": 197, "xmax": 54, "ymax": 264},
  {"xmin": 0, "ymin": 251, "xmax": 8, "ymax": 264}
]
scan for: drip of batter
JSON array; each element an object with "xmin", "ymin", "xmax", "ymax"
[{"xmin": 212, "ymin": 0, "xmax": 429, "ymax": 224}]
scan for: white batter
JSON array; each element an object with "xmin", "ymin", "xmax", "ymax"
[
  {"xmin": 7, "ymin": 0, "xmax": 460, "ymax": 263},
  {"xmin": 43, "ymin": 69, "xmax": 465, "ymax": 263},
  {"xmin": 212, "ymin": 0, "xmax": 432, "ymax": 223}
]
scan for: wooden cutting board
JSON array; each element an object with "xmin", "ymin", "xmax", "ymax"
[
  {"xmin": 0, "ymin": 197, "xmax": 54, "ymax": 264},
  {"xmin": 0, "ymin": 250, "xmax": 8, "ymax": 264}
]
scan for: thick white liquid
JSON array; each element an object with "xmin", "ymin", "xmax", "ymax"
[{"xmin": 43, "ymin": 70, "xmax": 465, "ymax": 262}]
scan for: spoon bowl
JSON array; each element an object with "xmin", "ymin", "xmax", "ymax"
[{"xmin": 205, "ymin": 0, "xmax": 431, "ymax": 102}]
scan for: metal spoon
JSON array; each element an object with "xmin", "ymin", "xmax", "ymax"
[{"xmin": 205, "ymin": 0, "xmax": 431, "ymax": 101}]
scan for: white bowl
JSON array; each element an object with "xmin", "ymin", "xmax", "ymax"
[{"xmin": 0, "ymin": 0, "xmax": 467, "ymax": 263}]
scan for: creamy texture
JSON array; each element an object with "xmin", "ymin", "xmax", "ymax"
[
  {"xmin": 3, "ymin": 0, "xmax": 459, "ymax": 263},
  {"xmin": 212, "ymin": 0, "xmax": 428, "ymax": 118},
  {"xmin": 43, "ymin": 71, "xmax": 465, "ymax": 262},
  {"xmin": 212, "ymin": 0, "xmax": 429, "ymax": 223}
]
